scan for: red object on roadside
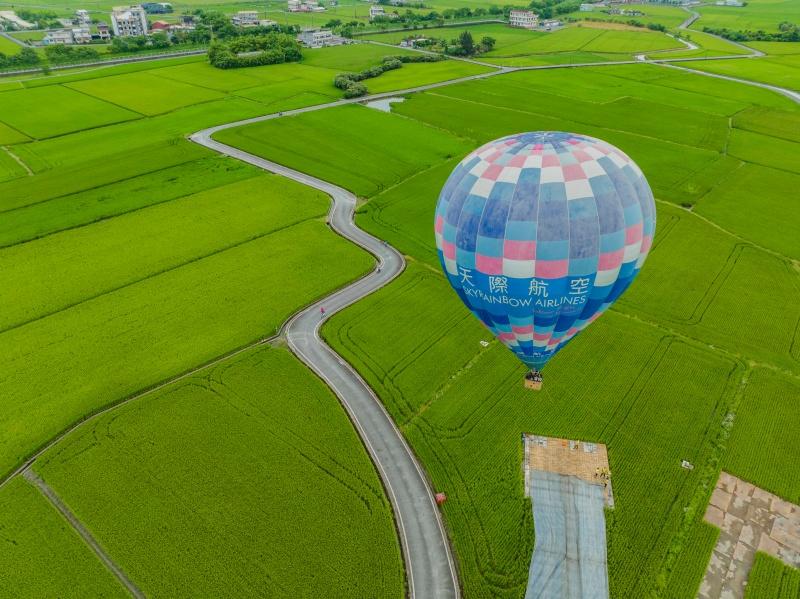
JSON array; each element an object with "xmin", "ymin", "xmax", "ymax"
[{"xmin": 435, "ymin": 493, "xmax": 447, "ymax": 505}]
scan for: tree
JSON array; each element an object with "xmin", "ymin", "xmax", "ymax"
[
  {"xmin": 480, "ymin": 36, "xmax": 495, "ymax": 51},
  {"xmin": 459, "ymin": 30, "xmax": 474, "ymax": 55}
]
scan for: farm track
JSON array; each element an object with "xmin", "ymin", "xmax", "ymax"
[
  {"xmin": 3, "ymin": 35, "xmax": 800, "ymax": 599},
  {"xmin": 22, "ymin": 469, "xmax": 145, "ymax": 599}
]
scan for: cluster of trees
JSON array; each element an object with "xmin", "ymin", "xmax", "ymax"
[
  {"xmin": 208, "ymin": 33, "xmax": 301, "ymax": 69},
  {"xmin": 109, "ymin": 32, "xmax": 173, "ymax": 53},
  {"xmin": 0, "ymin": 47, "xmax": 40, "ymax": 70},
  {"xmin": 445, "ymin": 31, "xmax": 496, "ymax": 56},
  {"xmin": 703, "ymin": 21, "xmax": 800, "ymax": 42},
  {"xmin": 409, "ymin": 31, "xmax": 495, "ymax": 56},
  {"xmin": 334, "ymin": 53, "xmax": 443, "ymax": 97},
  {"xmin": 529, "ymin": 0, "xmax": 582, "ymax": 20},
  {"xmin": 44, "ymin": 44, "xmax": 100, "ymax": 63},
  {"xmin": 364, "ymin": 3, "xmax": 509, "ymax": 31},
  {"xmin": 183, "ymin": 10, "xmax": 298, "ymax": 43}
]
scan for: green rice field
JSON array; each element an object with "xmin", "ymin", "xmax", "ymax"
[
  {"xmin": 32, "ymin": 346, "xmax": 404, "ymax": 597},
  {"xmin": 688, "ymin": 55, "xmax": 800, "ymax": 92},
  {"xmin": 694, "ymin": 0, "xmax": 800, "ymax": 33},
  {"xmin": 218, "ymin": 59, "xmax": 800, "ymax": 598},
  {"xmin": 0, "ymin": 478, "xmax": 126, "ymax": 597},
  {"xmin": 745, "ymin": 553, "xmax": 800, "ymax": 598},
  {"xmin": 1, "ymin": 27, "xmax": 799, "ymax": 599}
]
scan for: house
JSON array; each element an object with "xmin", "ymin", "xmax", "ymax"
[
  {"xmin": 580, "ymin": 3, "xmax": 594, "ymax": 10},
  {"xmin": 110, "ymin": 6, "xmax": 149, "ymax": 36},
  {"xmin": 96, "ymin": 22, "xmax": 112, "ymax": 40},
  {"xmin": 75, "ymin": 9, "xmax": 91, "ymax": 25},
  {"xmin": 369, "ymin": 5, "xmax": 385, "ymax": 19},
  {"xmin": 72, "ymin": 26, "xmax": 92, "ymax": 43},
  {"xmin": 43, "ymin": 29, "xmax": 75, "ymax": 44},
  {"xmin": 509, "ymin": 9, "xmax": 539, "ymax": 29},
  {"xmin": 297, "ymin": 27, "xmax": 345, "ymax": 47},
  {"xmin": 150, "ymin": 19, "xmax": 170, "ymax": 31},
  {"xmin": 714, "ymin": 0, "xmax": 743, "ymax": 5},
  {"xmin": 400, "ymin": 36, "xmax": 428, "ymax": 48},
  {"xmin": 541, "ymin": 18, "xmax": 561, "ymax": 28},
  {"xmin": 288, "ymin": 0, "xmax": 325, "ymax": 12},
  {"xmin": 232, "ymin": 10, "xmax": 259, "ymax": 26}
]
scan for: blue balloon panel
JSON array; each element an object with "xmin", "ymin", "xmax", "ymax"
[{"xmin": 434, "ymin": 132, "xmax": 656, "ymax": 371}]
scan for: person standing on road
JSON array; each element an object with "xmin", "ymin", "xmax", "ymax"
[{"xmin": 320, "ymin": 306, "xmax": 326, "ymax": 318}]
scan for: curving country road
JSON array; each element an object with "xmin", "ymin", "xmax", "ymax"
[
  {"xmin": 3, "ymin": 24, "xmax": 798, "ymax": 598},
  {"xmin": 188, "ymin": 53, "xmax": 799, "ymax": 598},
  {"xmin": 189, "ymin": 126, "xmax": 461, "ymax": 599}
]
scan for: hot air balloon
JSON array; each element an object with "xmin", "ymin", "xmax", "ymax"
[{"xmin": 434, "ymin": 132, "xmax": 656, "ymax": 390}]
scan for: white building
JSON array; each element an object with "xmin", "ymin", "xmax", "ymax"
[
  {"xmin": 297, "ymin": 27, "xmax": 345, "ymax": 47},
  {"xmin": 75, "ymin": 9, "xmax": 91, "ymax": 25},
  {"xmin": 580, "ymin": 3, "xmax": 595, "ymax": 10},
  {"xmin": 288, "ymin": 0, "xmax": 324, "ymax": 12},
  {"xmin": 72, "ymin": 26, "xmax": 92, "ymax": 43},
  {"xmin": 231, "ymin": 10, "xmax": 259, "ymax": 26},
  {"xmin": 110, "ymin": 5, "xmax": 148, "ymax": 36},
  {"xmin": 43, "ymin": 29, "xmax": 75, "ymax": 44},
  {"xmin": 542, "ymin": 18, "xmax": 561, "ymax": 28},
  {"xmin": 509, "ymin": 9, "xmax": 539, "ymax": 29},
  {"xmin": 369, "ymin": 5, "xmax": 385, "ymax": 19},
  {"xmin": 714, "ymin": 0, "xmax": 743, "ymax": 5}
]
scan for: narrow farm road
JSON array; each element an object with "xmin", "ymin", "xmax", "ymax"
[
  {"xmin": 188, "ymin": 57, "xmax": 800, "ymax": 598},
  {"xmin": 0, "ymin": 30, "xmax": 26, "ymax": 48},
  {"xmin": 189, "ymin": 128, "xmax": 460, "ymax": 599},
  {"xmin": 23, "ymin": 469, "xmax": 145, "ymax": 599}
]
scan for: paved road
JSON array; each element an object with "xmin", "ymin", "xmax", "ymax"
[
  {"xmin": 0, "ymin": 30, "xmax": 27, "ymax": 48},
  {"xmin": 0, "ymin": 48, "xmax": 207, "ymax": 78},
  {"xmin": 189, "ymin": 127, "xmax": 460, "ymax": 599}
]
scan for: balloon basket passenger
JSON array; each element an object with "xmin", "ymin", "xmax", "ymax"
[{"xmin": 524, "ymin": 370, "xmax": 543, "ymax": 391}]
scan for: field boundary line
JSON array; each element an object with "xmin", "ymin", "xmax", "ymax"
[
  {"xmin": 0, "ymin": 215, "xmax": 325, "ymax": 336},
  {"xmin": 0, "ymin": 144, "xmax": 206, "ymax": 218},
  {"xmin": 1, "ymin": 145, "xmax": 32, "ymax": 176},
  {"xmin": 0, "ymin": 261, "xmax": 381, "ymax": 492},
  {"xmin": 22, "ymin": 469, "xmax": 145, "ymax": 599}
]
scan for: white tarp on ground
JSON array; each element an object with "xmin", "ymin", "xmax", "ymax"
[{"xmin": 526, "ymin": 471, "xmax": 609, "ymax": 599}]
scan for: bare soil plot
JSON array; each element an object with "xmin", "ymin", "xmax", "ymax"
[{"xmin": 699, "ymin": 472, "xmax": 800, "ymax": 598}]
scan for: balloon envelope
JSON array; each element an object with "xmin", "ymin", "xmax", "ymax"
[{"xmin": 434, "ymin": 132, "xmax": 656, "ymax": 371}]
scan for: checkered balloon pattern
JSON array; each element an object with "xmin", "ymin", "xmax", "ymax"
[{"xmin": 434, "ymin": 132, "xmax": 656, "ymax": 371}]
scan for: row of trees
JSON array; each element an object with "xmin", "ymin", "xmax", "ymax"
[
  {"xmin": 334, "ymin": 53, "xmax": 443, "ymax": 97},
  {"xmin": 0, "ymin": 47, "xmax": 40, "ymax": 70},
  {"xmin": 703, "ymin": 22, "xmax": 800, "ymax": 42},
  {"xmin": 208, "ymin": 32, "xmax": 302, "ymax": 69},
  {"xmin": 44, "ymin": 44, "xmax": 101, "ymax": 64}
]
